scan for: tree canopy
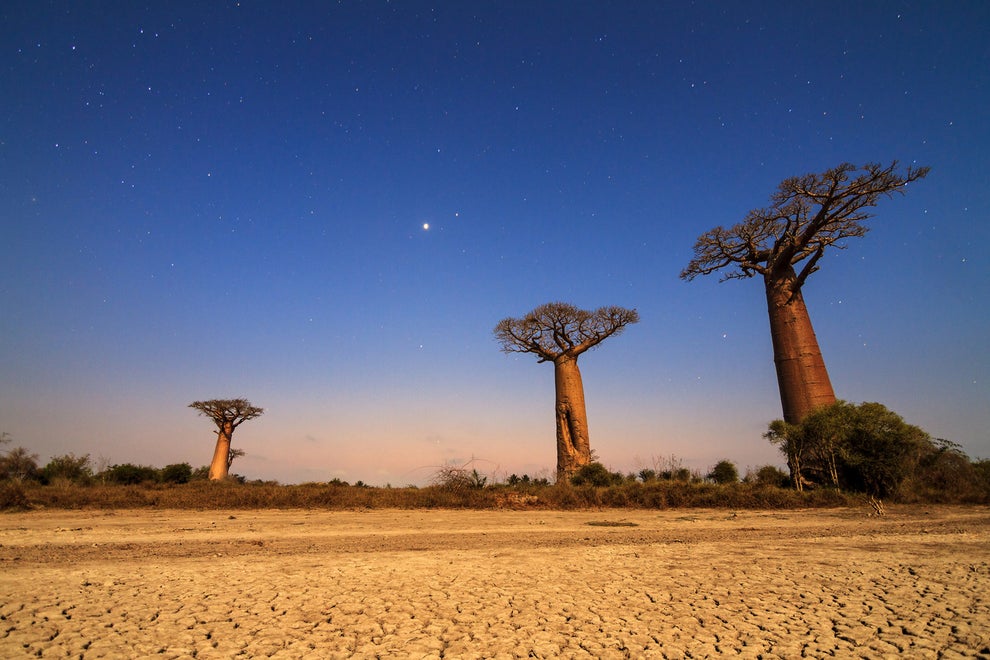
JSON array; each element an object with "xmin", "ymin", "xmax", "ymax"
[
  {"xmin": 494, "ymin": 302, "xmax": 640, "ymax": 362},
  {"xmin": 680, "ymin": 161, "xmax": 929, "ymax": 289},
  {"xmin": 189, "ymin": 399, "xmax": 264, "ymax": 428},
  {"xmin": 766, "ymin": 401, "xmax": 930, "ymax": 499}
]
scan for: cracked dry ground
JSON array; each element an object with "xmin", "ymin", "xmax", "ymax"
[{"xmin": 1, "ymin": 507, "xmax": 988, "ymax": 658}]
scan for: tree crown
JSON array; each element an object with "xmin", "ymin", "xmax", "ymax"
[
  {"xmin": 189, "ymin": 398, "xmax": 264, "ymax": 430},
  {"xmin": 681, "ymin": 162, "xmax": 929, "ymax": 289},
  {"xmin": 493, "ymin": 302, "xmax": 639, "ymax": 363}
]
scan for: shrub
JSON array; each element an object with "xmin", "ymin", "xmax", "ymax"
[
  {"xmin": 432, "ymin": 465, "xmax": 488, "ymax": 491},
  {"xmin": 0, "ymin": 481, "xmax": 30, "ymax": 509},
  {"xmin": 748, "ymin": 465, "xmax": 789, "ymax": 488},
  {"xmin": 638, "ymin": 469, "xmax": 657, "ymax": 483},
  {"xmin": 103, "ymin": 463, "xmax": 159, "ymax": 485},
  {"xmin": 707, "ymin": 460, "xmax": 739, "ymax": 484},
  {"xmin": 160, "ymin": 463, "xmax": 193, "ymax": 484},
  {"xmin": 0, "ymin": 447, "xmax": 40, "ymax": 481},
  {"xmin": 41, "ymin": 454, "xmax": 93, "ymax": 485},
  {"xmin": 190, "ymin": 465, "xmax": 211, "ymax": 481},
  {"xmin": 570, "ymin": 462, "xmax": 623, "ymax": 487}
]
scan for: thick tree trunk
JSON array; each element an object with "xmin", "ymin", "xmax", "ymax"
[
  {"xmin": 765, "ymin": 268, "xmax": 837, "ymax": 424},
  {"xmin": 553, "ymin": 356, "xmax": 591, "ymax": 481},
  {"xmin": 208, "ymin": 424, "xmax": 233, "ymax": 480}
]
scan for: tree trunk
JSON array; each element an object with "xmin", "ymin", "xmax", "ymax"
[
  {"xmin": 208, "ymin": 424, "xmax": 233, "ymax": 480},
  {"xmin": 765, "ymin": 268, "xmax": 837, "ymax": 424},
  {"xmin": 553, "ymin": 356, "xmax": 591, "ymax": 481}
]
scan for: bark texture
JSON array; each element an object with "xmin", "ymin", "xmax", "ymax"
[
  {"xmin": 765, "ymin": 269, "xmax": 836, "ymax": 424},
  {"xmin": 681, "ymin": 162, "xmax": 928, "ymax": 426},
  {"xmin": 553, "ymin": 357, "xmax": 591, "ymax": 478},
  {"xmin": 208, "ymin": 425, "xmax": 234, "ymax": 481}
]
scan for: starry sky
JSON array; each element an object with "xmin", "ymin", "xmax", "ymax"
[{"xmin": 2, "ymin": 2, "xmax": 988, "ymax": 485}]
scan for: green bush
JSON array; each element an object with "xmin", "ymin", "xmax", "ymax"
[
  {"xmin": 103, "ymin": 463, "xmax": 159, "ymax": 485},
  {"xmin": 707, "ymin": 460, "xmax": 739, "ymax": 484},
  {"xmin": 160, "ymin": 463, "xmax": 193, "ymax": 484},
  {"xmin": 570, "ymin": 462, "xmax": 624, "ymax": 487},
  {"xmin": 41, "ymin": 454, "xmax": 93, "ymax": 485},
  {"xmin": 749, "ymin": 465, "xmax": 789, "ymax": 488}
]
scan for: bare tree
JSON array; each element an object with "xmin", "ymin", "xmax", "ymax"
[
  {"xmin": 188, "ymin": 399, "xmax": 263, "ymax": 480},
  {"xmin": 681, "ymin": 162, "xmax": 929, "ymax": 424},
  {"xmin": 494, "ymin": 302, "xmax": 639, "ymax": 481}
]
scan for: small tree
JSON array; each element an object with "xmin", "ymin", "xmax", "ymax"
[
  {"xmin": 188, "ymin": 398, "xmax": 264, "ymax": 480},
  {"xmin": 843, "ymin": 402, "xmax": 929, "ymax": 503},
  {"xmin": 682, "ymin": 162, "xmax": 928, "ymax": 424},
  {"xmin": 767, "ymin": 401, "xmax": 930, "ymax": 506},
  {"xmin": 227, "ymin": 447, "xmax": 246, "ymax": 471},
  {"xmin": 0, "ymin": 447, "xmax": 39, "ymax": 482},
  {"xmin": 494, "ymin": 302, "xmax": 639, "ymax": 480}
]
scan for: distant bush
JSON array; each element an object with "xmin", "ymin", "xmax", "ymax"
[
  {"xmin": 747, "ymin": 465, "xmax": 790, "ymax": 488},
  {"xmin": 432, "ymin": 465, "xmax": 488, "ymax": 491},
  {"xmin": 638, "ymin": 469, "xmax": 657, "ymax": 483},
  {"xmin": 103, "ymin": 463, "xmax": 159, "ymax": 485},
  {"xmin": 571, "ymin": 462, "xmax": 624, "ymax": 487},
  {"xmin": 0, "ymin": 477, "xmax": 908, "ymax": 511},
  {"xmin": 707, "ymin": 460, "xmax": 739, "ymax": 484},
  {"xmin": 160, "ymin": 463, "xmax": 193, "ymax": 484},
  {"xmin": 506, "ymin": 474, "xmax": 550, "ymax": 487},
  {"xmin": 190, "ymin": 465, "xmax": 211, "ymax": 481},
  {"xmin": 41, "ymin": 454, "xmax": 93, "ymax": 485},
  {"xmin": 0, "ymin": 447, "xmax": 40, "ymax": 482},
  {"xmin": 0, "ymin": 481, "xmax": 30, "ymax": 510}
]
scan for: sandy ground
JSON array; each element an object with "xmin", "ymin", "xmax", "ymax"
[{"xmin": 1, "ymin": 506, "xmax": 988, "ymax": 659}]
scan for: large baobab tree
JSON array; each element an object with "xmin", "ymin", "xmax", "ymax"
[
  {"xmin": 494, "ymin": 302, "xmax": 639, "ymax": 481},
  {"xmin": 681, "ymin": 162, "xmax": 929, "ymax": 424},
  {"xmin": 188, "ymin": 398, "xmax": 264, "ymax": 480}
]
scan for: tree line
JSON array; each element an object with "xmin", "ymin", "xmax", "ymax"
[{"xmin": 8, "ymin": 161, "xmax": 983, "ymax": 508}]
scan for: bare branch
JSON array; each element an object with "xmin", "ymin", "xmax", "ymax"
[
  {"xmin": 494, "ymin": 302, "xmax": 639, "ymax": 362},
  {"xmin": 681, "ymin": 162, "xmax": 929, "ymax": 291}
]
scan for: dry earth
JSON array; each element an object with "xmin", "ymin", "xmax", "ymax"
[{"xmin": 1, "ymin": 506, "xmax": 988, "ymax": 658}]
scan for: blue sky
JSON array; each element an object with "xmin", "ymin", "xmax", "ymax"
[{"xmin": 2, "ymin": 2, "xmax": 987, "ymax": 485}]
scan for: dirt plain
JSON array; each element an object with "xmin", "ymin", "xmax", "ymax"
[{"xmin": 1, "ymin": 505, "xmax": 988, "ymax": 658}]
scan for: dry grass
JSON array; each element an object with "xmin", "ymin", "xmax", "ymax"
[{"xmin": 2, "ymin": 479, "xmax": 867, "ymax": 511}]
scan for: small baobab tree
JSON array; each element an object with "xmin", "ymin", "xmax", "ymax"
[
  {"xmin": 188, "ymin": 398, "xmax": 263, "ymax": 480},
  {"xmin": 494, "ymin": 302, "xmax": 639, "ymax": 481},
  {"xmin": 681, "ymin": 162, "xmax": 928, "ymax": 424},
  {"xmin": 227, "ymin": 447, "xmax": 246, "ymax": 472}
]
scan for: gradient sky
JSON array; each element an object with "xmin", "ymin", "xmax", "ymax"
[{"xmin": 2, "ymin": 2, "xmax": 988, "ymax": 485}]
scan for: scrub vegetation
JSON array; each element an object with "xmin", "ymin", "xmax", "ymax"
[{"xmin": 2, "ymin": 435, "xmax": 988, "ymax": 511}]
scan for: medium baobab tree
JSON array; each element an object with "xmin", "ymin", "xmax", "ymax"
[
  {"xmin": 681, "ymin": 162, "xmax": 928, "ymax": 424},
  {"xmin": 188, "ymin": 398, "xmax": 264, "ymax": 480},
  {"xmin": 494, "ymin": 302, "xmax": 639, "ymax": 481}
]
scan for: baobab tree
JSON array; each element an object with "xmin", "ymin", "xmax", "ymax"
[
  {"xmin": 681, "ymin": 162, "xmax": 928, "ymax": 424},
  {"xmin": 188, "ymin": 398, "xmax": 264, "ymax": 480},
  {"xmin": 494, "ymin": 302, "xmax": 639, "ymax": 481}
]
